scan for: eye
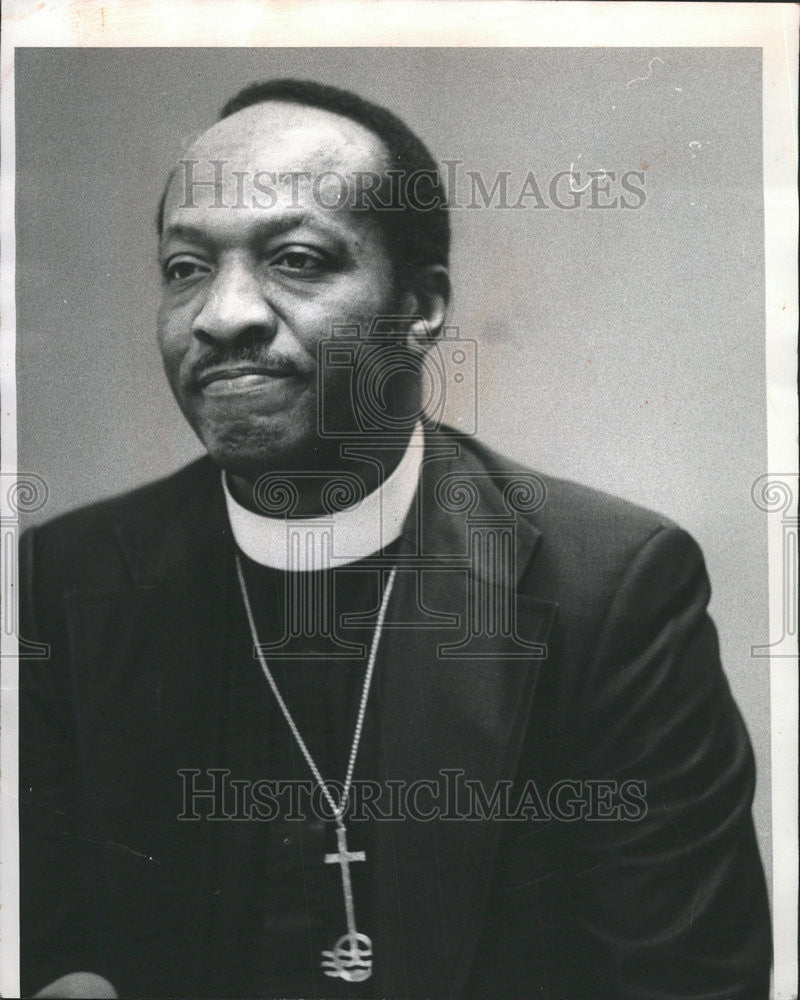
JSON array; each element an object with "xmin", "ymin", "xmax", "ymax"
[
  {"xmin": 163, "ymin": 257, "xmax": 209, "ymax": 284},
  {"xmin": 271, "ymin": 248, "xmax": 327, "ymax": 274}
]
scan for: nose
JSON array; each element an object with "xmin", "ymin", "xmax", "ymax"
[{"xmin": 192, "ymin": 259, "xmax": 277, "ymax": 345}]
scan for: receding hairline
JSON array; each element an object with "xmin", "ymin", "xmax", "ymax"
[
  {"xmin": 157, "ymin": 98, "xmax": 394, "ymax": 234},
  {"xmin": 193, "ymin": 98, "xmax": 391, "ymax": 163}
]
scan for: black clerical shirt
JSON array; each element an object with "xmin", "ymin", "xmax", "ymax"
[{"xmin": 203, "ymin": 544, "xmax": 398, "ymax": 998}]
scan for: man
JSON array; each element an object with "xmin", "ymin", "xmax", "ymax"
[{"xmin": 20, "ymin": 80, "xmax": 771, "ymax": 999}]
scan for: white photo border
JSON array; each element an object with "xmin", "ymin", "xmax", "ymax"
[{"xmin": 1, "ymin": 3, "xmax": 797, "ymax": 997}]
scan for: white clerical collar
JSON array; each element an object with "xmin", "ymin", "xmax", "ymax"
[{"xmin": 223, "ymin": 423, "xmax": 424, "ymax": 571}]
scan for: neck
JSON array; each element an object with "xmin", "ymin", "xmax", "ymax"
[{"xmin": 226, "ymin": 427, "xmax": 416, "ymax": 518}]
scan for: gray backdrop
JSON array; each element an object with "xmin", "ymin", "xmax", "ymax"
[{"xmin": 15, "ymin": 47, "xmax": 769, "ymax": 879}]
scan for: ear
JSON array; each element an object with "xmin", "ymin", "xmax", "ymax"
[{"xmin": 397, "ymin": 265, "xmax": 450, "ymax": 356}]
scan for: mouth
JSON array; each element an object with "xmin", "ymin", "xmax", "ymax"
[{"xmin": 196, "ymin": 365, "xmax": 298, "ymax": 395}]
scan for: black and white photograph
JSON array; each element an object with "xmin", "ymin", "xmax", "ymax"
[{"xmin": 1, "ymin": 3, "xmax": 797, "ymax": 998}]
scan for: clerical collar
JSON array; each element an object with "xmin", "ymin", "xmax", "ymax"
[{"xmin": 223, "ymin": 423, "xmax": 424, "ymax": 571}]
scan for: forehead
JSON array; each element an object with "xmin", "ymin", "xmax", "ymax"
[
  {"xmin": 189, "ymin": 100, "xmax": 386, "ymax": 177},
  {"xmin": 161, "ymin": 101, "xmax": 389, "ymax": 233}
]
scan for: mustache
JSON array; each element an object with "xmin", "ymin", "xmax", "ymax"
[{"xmin": 189, "ymin": 345, "xmax": 305, "ymax": 383}]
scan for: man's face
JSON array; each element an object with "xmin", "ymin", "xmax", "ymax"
[{"xmin": 157, "ymin": 101, "xmax": 403, "ymax": 477}]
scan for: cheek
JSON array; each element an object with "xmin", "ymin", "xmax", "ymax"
[
  {"xmin": 156, "ymin": 301, "xmax": 173, "ymax": 346},
  {"xmin": 301, "ymin": 279, "xmax": 399, "ymax": 343},
  {"xmin": 156, "ymin": 305, "xmax": 191, "ymax": 364}
]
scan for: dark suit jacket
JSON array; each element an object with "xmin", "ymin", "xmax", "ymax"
[{"xmin": 19, "ymin": 426, "xmax": 771, "ymax": 998}]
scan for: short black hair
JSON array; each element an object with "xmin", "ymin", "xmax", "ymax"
[{"xmin": 157, "ymin": 78, "xmax": 450, "ymax": 282}]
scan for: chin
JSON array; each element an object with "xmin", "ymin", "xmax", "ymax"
[{"xmin": 200, "ymin": 418, "xmax": 325, "ymax": 477}]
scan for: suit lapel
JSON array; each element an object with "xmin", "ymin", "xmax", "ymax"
[{"xmin": 373, "ymin": 434, "xmax": 558, "ymax": 998}]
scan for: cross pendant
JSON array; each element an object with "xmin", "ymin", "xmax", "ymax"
[{"xmin": 321, "ymin": 821, "xmax": 372, "ymax": 982}]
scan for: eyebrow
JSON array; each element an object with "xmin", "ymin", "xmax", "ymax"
[{"xmin": 159, "ymin": 212, "xmax": 342, "ymax": 250}]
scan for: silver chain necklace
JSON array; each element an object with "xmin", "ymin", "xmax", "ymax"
[{"xmin": 235, "ymin": 554, "xmax": 397, "ymax": 983}]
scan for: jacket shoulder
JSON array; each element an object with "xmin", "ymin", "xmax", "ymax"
[
  {"xmin": 30, "ymin": 457, "xmax": 215, "ymax": 537},
  {"xmin": 438, "ymin": 427, "xmax": 688, "ymax": 602},
  {"xmin": 21, "ymin": 458, "xmax": 218, "ymax": 593},
  {"xmin": 445, "ymin": 427, "xmax": 675, "ymax": 539}
]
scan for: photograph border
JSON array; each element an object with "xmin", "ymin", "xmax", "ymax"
[{"xmin": 1, "ymin": 3, "xmax": 797, "ymax": 997}]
